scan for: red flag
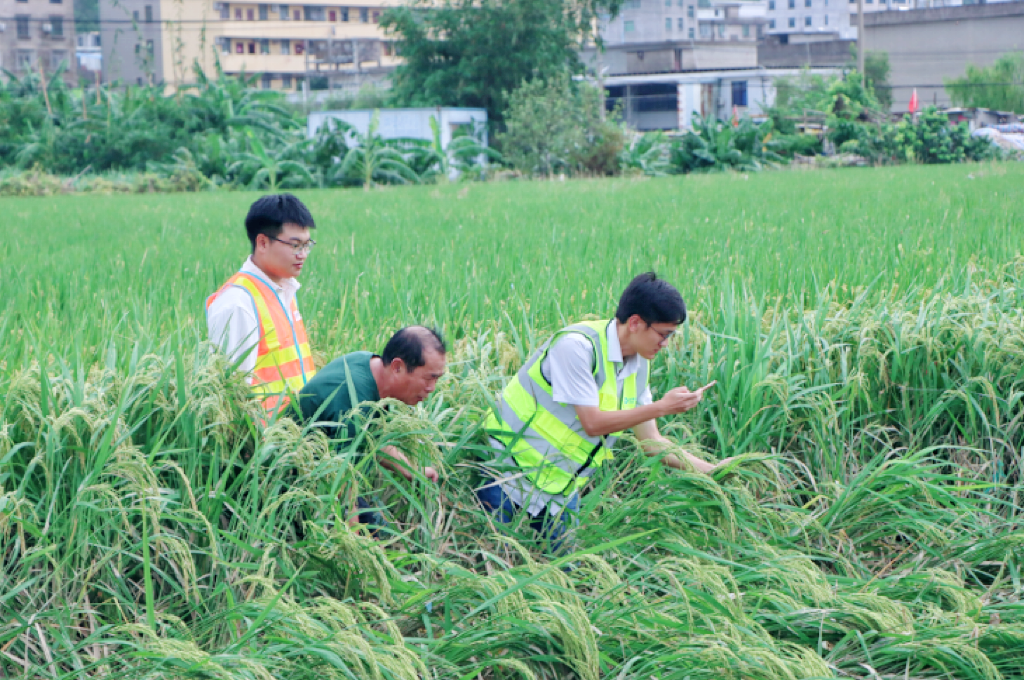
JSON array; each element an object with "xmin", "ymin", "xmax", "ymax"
[
  {"xmin": 908, "ymin": 89, "xmax": 919, "ymax": 114},
  {"xmin": 732, "ymin": 105, "xmax": 738, "ymax": 127}
]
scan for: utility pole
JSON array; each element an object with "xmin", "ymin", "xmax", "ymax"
[{"xmin": 857, "ymin": 0, "xmax": 865, "ymax": 85}]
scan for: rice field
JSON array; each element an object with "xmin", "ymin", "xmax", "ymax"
[{"xmin": 3, "ymin": 162, "xmax": 1024, "ymax": 680}]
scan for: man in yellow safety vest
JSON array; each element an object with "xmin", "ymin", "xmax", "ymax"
[
  {"xmin": 480, "ymin": 272, "xmax": 733, "ymax": 553},
  {"xmin": 206, "ymin": 194, "xmax": 318, "ymax": 413}
]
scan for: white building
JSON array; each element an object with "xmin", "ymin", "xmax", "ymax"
[
  {"xmin": 604, "ymin": 67, "xmax": 839, "ymax": 130},
  {"xmin": 307, "ymin": 107, "xmax": 488, "ymax": 148},
  {"xmin": 765, "ymin": 0, "xmax": 854, "ymax": 40}
]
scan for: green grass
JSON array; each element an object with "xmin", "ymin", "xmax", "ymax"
[{"xmin": 2, "ymin": 162, "xmax": 1024, "ymax": 680}]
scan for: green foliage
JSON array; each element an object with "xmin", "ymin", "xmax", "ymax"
[
  {"xmin": 671, "ymin": 115, "xmax": 784, "ymax": 173},
  {"xmin": 865, "ymin": 51, "xmax": 893, "ymax": 111},
  {"xmin": 382, "ymin": 0, "xmax": 624, "ymax": 127},
  {"xmin": 498, "ymin": 77, "xmax": 621, "ymax": 177},
  {"xmin": 2, "ymin": 166, "xmax": 1024, "ymax": 678},
  {"xmin": 843, "ymin": 107, "xmax": 998, "ymax": 165},
  {"xmin": 946, "ymin": 51, "xmax": 1024, "ymax": 113},
  {"xmin": 619, "ymin": 130, "xmax": 673, "ymax": 177}
]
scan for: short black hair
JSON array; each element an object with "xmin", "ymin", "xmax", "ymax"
[
  {"xmin": 382, "ymin": 326, "xmax": 447, "ymax": 371},
  {"xmin": 244, "ymin": 194, "xmax": 316, "ymax": 251},
  {"xmin": 615, "ymin": 272, "xmax": 687, "ymax": 325}
]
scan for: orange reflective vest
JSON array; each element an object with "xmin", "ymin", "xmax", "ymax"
[{"xmin": 206, "ymin": 271, "xmax": 316, "ymax": 412}]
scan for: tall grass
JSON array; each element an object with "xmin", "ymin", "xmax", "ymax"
[{"xmin": 2, "ymin": 162, "xmax": 1024, "ymax": 679}]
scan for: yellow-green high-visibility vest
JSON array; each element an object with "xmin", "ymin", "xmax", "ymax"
[{"xmin": 485, "ymin": 319, "xmax": 648, "ymax": 496}]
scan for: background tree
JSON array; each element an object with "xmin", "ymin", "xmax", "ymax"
[
  {"xmin": 865, "ymin": 51, "xmax": 892, "ymax": 112},
  {"xmin": 946, "ymin": 52, "xmax": 1024, "ymax": 113},
  {"xmin": 498, "ymin": 77, "xmax": 622, "ymax": 177},
  {"xmin": 381, "ymin": 0, "xmax": 624, "ymax": 128}
]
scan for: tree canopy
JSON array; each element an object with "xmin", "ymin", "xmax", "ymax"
[
  {"xmin": 381, "ymin": 0, "xmax": 624, "ymax": 126},
  {"xmin": 946, "ymin": 52, "xmax": 1024, "ymax": 113}
]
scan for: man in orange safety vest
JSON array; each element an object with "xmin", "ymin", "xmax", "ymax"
[{"xmin": 206, "ymin": 194, "xmax": 318, "ymax": 413}]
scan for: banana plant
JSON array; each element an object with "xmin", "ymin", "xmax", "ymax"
[{"xmin": 332, "ymin": 110, "xmax": 422, "ymax": 189}]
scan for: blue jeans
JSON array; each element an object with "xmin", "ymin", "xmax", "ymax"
[{"xmin": 476, "ymin": 481, "xmax": 579, "ymax": 555}]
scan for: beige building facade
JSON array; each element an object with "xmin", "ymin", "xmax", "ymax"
[
  {"xmin": 0, "ymin": 0, "xmax": 76, "ymax": 84},
  {"xmin": 99, "ymin": 0, "xmax": 401, "ymax": 90}
]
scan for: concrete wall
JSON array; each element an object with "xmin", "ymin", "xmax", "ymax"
[
  {"xmin": 758, "ymin": 37, "xmax": 854, "ymax": 66},
  {"xmin": 864, "ymin": 1, "xmax": 1024, "ymax": 111},
  {"xmin": 581, "ymin": 41, "xmax": 757, "ymax": 75},
  {"xmin": 0, "ymin": 0, "xmax": 76, "ymax": 84}
]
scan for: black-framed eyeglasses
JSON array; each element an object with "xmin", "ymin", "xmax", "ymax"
[
  {"xmin": 269, "ymin": 236, "xmax": 317, "ymax": 254},
  {"xmin": 646, "ymin": 322, "xmax": 677, "ymax": 342}
]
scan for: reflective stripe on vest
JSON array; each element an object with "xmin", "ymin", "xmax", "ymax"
[
  {"xmin": 206, "ymin": 271, "xmax": 316, "ymax": 411},
  {"xmin": 487, "ymin": 319, "xmax": 649, "ymax": 496}
]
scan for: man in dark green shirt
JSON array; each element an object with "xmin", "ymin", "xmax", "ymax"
[{"xmin": 298, "ymin": 326, "xmax": 446, "ymax": 529}]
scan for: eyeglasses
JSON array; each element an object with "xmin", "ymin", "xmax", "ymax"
[
  {"xmin": 269, "ymin": 236, "xmax": 317, "ymax": 254},
  {"xmin": 646, "ymin": 323, "xmax": 677, "ymax": 342}
]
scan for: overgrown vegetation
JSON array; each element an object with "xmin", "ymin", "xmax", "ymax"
[
  {"xmin": 2, "ymin": 165, "xmax": 1024, "ymax": 679},
  {"xmin": 946, "ymin": 51, "xmax": 1024, "ymax": 113}
]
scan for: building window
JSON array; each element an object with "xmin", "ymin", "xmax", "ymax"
[
  {"xmin": 294, "ymin": 41, "xmax": 304, "ymax": 55},
  {"xmin": 768, "ymin": 0, "xmax": 774, "ymax": 8},
  {"xmin": 145, "ymin": 5, "xmax": 152, "ymax": 22},
  {"xmin": 50, "ymin": 0, "xmax": 63, "ymax": 3},
  {"xmin": 732, "ymin": 80, "xmax": 747, "ymax": 107},
  {"xmin": 133, "ymin": 10, "xmax": 139, "ymax": 20},
  {"xmin": 246, "ymin": 8, "xmax": 254, "ymax": 20},
  {"xmin": 372, "ymin": 9, "xmax": 380, "ymax": 22},
  {"xmin": 341, "ymin": 8, "xmax": 349, "ymax": 20},
  {"xmin": 261, "ymin": 74, "xmax": 272, "ymax": 89},
  {"xmin": 248, "ymin": 41, "xmax": 255, "ymax": 54},
  {"xmin": 260, "ymin": 39, "xmax": 269, "ymax": 54},
  {"xmin": 135, "ymin": 43, "xmax": 141, "ymax": 54},
  {"xmin": 768, "ymin": 18, "xmax": 775, "ymax": 28},
  {"xmin": 329, "ymin": 10, "xmax": 336, "ymax": 21},
  {"xmin": 360, "ymin": 7, "xmax": 369, "ymax": 22},
  {"xmin": 625, "ymin": 0, "xmax": 640, "ymax": 7},
  {"xmin": 235, "ymin": 8, "xmax": 242, "ymax": 19},
  {"xmin": 866, "ymin": 0, "xmax": 873, "ymax": 3},
  {"xmin": 293, "ymin": 9, "xmax": 300, "ymax": 20},
  {"xmin": 282, "ymin": 74, "xmax": 292, "ymax": 88},
  {"xmin": 49, "ymin": 16, "xmax": 64, "ymax": 36},
  {"xmin": 687, "ymin": 5, "xmax": 694, "ymax": 17},
  {"xmin": 147, "ymin": 39, "xmax": 154, "ymax": 56},
  {"xmin": 16, "ymin": 50, "xmax": 34, "ymax": 70},
  {"xmin": 279, "ymin": 4, "xmax": 289, "ymax": 19},
  {"xmin": 305, "ymin": 6, "xmax": 325, "ymax": 20},
  {"xmin": 688, "ymin": 27, "xmax": 694, "ymax": 37},
  {"xmin": 805, "ymin": 0, "xmax": 811, "ymax": 6},
  {"xmin": 259, "ymin": 4, "xmax": 268, "ymax": 19},
  {"xmin": 280, "ymin": 39, "xmax": 290, "ymax": 54},
  {"xmin": 742, "ymin": 23, "xmax": 749, "ymax": 37},
  {"xmin": 16, "ymin": 15, "xmax": 30, "ymax": 38},
  {"xmin": 824, "ymin": 14, "xmax": 829, "ymax": 24},
  {"xmin": 788, "ymin": 17, "xmax": 795, "ymax": 26},
  {"xmin": 717, "ymin": 23, "xmax": 724, "ymax": 36},
  {"xmin": 220, "ymin": 5, "xmax": 229, "ymax": 19},
  {"xmin": 665, "ymin": 17, "xmax": 671, "ymax": 30},
  {"xmin": 51, "ymin": 50, "xmax": 66, "ymax": 69},
  {"xmin": 235, "ymin": 41, "xmax": 244, "ymax": 54},
  {"xmin": 700, "ymin": 23, "xmax": 710, "ymax": 36},
  {"xmin": 624, "ymin": 20, "xmax": 635, "ymax": 31},
  {"xmin": 804, "ymin": 15, "xmax": 811, "ymax": 25},
  {"xmin": 678, "ymin": 17, "xmax": 684, "ymax": 29},
  {"xmin": 788, "ymin": 0, "xmax": 795, "ymax": 7}
]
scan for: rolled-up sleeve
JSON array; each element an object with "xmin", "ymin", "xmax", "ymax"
[{"xmin": 544, "ymin": 334, "xmax": 600, "ymax": 406}]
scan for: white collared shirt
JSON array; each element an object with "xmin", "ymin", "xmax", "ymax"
[{"xmin": 206, "ymin": 256, "xmax": 303, "ymax": 377}]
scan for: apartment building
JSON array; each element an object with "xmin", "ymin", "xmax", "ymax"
[
  {"xmin": 0, "ymin": 0, "xmax": 77, "ymax": 84},
  {"xmin": 764, "ymin": 0, "xmax": 854, "ymax": 39},
  {"xmin": 99, "ymin": 0, "xmax": 400, "ymax": 90},
  {"xmin": 602, "ymin": 0, "xmax": 766, "ymax": 44}
]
